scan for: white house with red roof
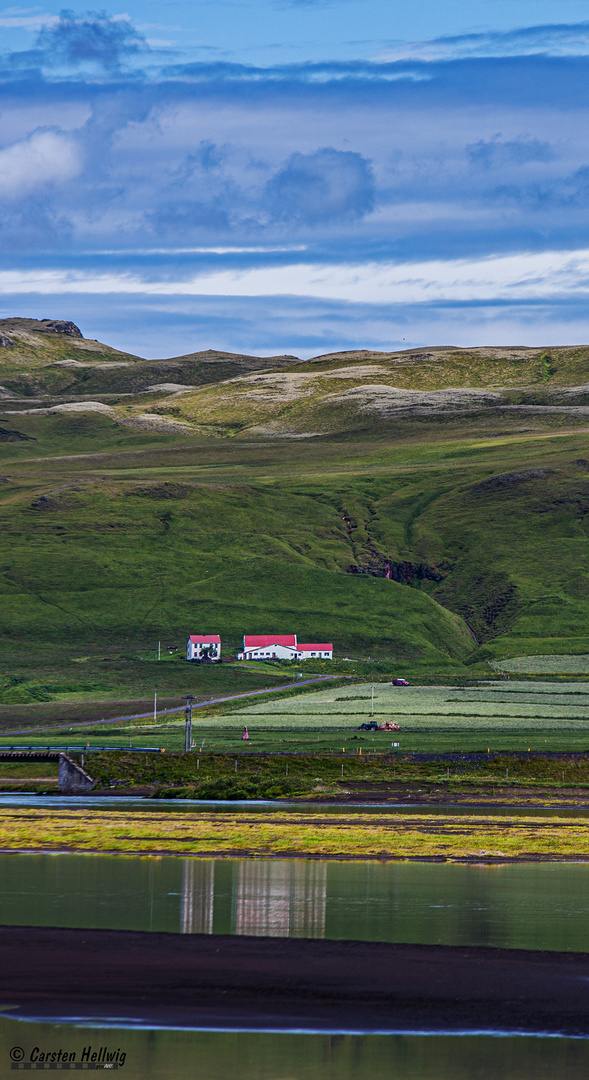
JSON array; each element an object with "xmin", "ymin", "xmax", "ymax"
[
  {"xmin": 236, "ymin": 634, "xmax": 332, "ymax": 661},
  {"xmin": 297, "ymin": 641, "xmax": 334, "ymax": 660},
  {"xmin": 187, "ymin": 634, "xmax": 221, "ymax": 662}
]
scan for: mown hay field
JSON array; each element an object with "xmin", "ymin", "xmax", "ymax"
[{"xmin": 218, "ymin": 681, "xmax": 589, "ymax": 730}]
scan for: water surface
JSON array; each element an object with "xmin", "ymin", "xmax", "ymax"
[
  {"xmin": 0, "ymin": 1019, "xmax": 587, "ymax": 1079},
  {"xmin": 3, "ymin": 793, "xmax": 589, "ymax": 817},
  {"xmin": 1, "ymin": 853, "xmax": 589, "ymax": 951}
]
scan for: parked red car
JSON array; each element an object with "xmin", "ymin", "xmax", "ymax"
[{"xmin": 391, "ymin": 678, "xmax": 409, "ymax": 686}]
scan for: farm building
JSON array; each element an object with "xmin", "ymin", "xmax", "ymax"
[
  {"xmin": 187, "ymin": 634, "xmax": 221, "ymax": 662},
  {"xmin": 236, "ymin": 634, "xmax": 333, "ymax": 661},
  {"xmin": 297, "ymin": 642, "xmax": 334, "ymax": 660}
]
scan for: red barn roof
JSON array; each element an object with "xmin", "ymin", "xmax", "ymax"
[
  {"xmin": 297, "ymin": 643, "xmax": 333, "ymax": 651},
  {"xmin": 243, "ymin": 634, "xmax": 297, "ymax": 649},
  {"xmin": 188, "ymin": 634, "xmax": 221, "ymax": 644}
]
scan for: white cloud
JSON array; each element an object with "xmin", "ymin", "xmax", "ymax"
[
  {"xmin": 3, "ymin": 247, "xmax": 589, "ymax": 303},
  {"xmin": 0, "ymin": 130, "xmax": 81, "ymax": 198},
  {"xmin": 91, "ymin": 245, "xmax": 307, "ymax": 255},
  {"xmin": 378, "ymin": 22, "xmax": 589, "ymax": 62},
  {"xmin": 0, "ymin": 104, "xmax": 92, "ymax": 143},
  {"xmin": 0, "ymin": 8, "xmax": 57, "ymax": 30}
]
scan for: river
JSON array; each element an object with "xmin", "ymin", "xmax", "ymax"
[{"xmin": 1, "ymin": 800, "xmax": 588, "ymax": 1076}]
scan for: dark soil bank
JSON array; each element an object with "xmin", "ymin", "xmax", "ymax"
[{"xmin": 1, "ymin": 927, "xmax": 589, "ymax": 1034}]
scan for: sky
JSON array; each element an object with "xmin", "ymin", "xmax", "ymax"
[{"xmin": 2, "ymin": 3, "xmax": 589, "ymax": 357}]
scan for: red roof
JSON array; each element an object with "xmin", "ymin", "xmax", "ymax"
[
  {"xmin": 243, "ymin": 634, "xmax": 297, "ymax": 649},
  {"xmin": 189, "ymin": 635, "xmax": 221, "ymax": 644},
  {"xmin": 297, "ymin": 643, "xmax": 333, "ymax": 651}
]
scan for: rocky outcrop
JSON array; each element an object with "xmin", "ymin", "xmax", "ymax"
[
  {"xmin": 435, "ymin": 569, "xmax": 521, "ymax": 642},
  {"xmin": 347, "ymin": 555, "xmax": 446, "ymax": 582},
  {"xmin": 473, "ymin": 470, "xmax": 551, "ymax": 493},
  {"xmin": 0, "ymin": 426, "xmax": 34, "ymax": 442},
  {"xmin": 40, "ymin": 320, "xmax": 83, "ymax": 338},
  {"xmin": 4, "ymin": 401, "xmax": 115, "ymax": 416},
  {"xmin": 326, "ymin": 384, "xmax": 506, "ymax": 416},
  {"xmin": 30, "ymin": 495, "xmax": 62, "ymax": 511},
  {"xmin": 128, "ymin": 482, "xmax": 193, "ymax": 500}
]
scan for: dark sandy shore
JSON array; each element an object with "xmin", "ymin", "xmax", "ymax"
[{"xmin": 1, "ymin": 926, "xmax": 589, "ymax": 1034}]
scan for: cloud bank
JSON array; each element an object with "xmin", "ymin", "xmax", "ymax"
[{"xmin": 1, "ymin": 11, "xmax": 589, "ymax": 354}]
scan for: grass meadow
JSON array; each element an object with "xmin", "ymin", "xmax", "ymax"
[
  {"xmin": 198, "ymin": 680, "xmax": 589, "ymax": 753},
  {"xmin": 493, "ymin": 656, "xmax": 589, "ymax": 674},
  {"xmin": 4, "ymin": 362, "xmax": 589, "ymax": 673},
  {"xmin": 0, "ymin": 805, "xmax": 588, "ymax": 858},
  {"xmin": 5, "ymin": 326, "xmax": 589, "ymax": 737}
]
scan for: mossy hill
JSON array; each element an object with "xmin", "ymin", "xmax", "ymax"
[{"xmin": 2, "ymin": 318, "xmax": 589, "ymax": 682}]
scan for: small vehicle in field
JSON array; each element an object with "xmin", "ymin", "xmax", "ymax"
[
  {"xmin": 357, "ymin": 720, "xmax": 401, "ymax": 731},
  {"xmin": 391, "ymin": 678, "xmax": 409, "ymax": 686}
]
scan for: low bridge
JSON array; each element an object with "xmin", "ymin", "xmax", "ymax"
[{"xmin": 0, "ymin": 746, "xmax": 163, "ymax": 793}]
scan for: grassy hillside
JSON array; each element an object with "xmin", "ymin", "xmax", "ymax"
[
  {"xmin": 0, "ymin": 475, "xmax": 472, "ymax": 664},
  {"xmin": 146, "ymin": 345, "xmax": 589, "ymax": 438},
  {"xmin": 0, "ymin": 317, "xmax": 300, "ymax": 404},
  {"xmin": 2, "ymin": 318, "xmax": 589, "ymax": 700}
]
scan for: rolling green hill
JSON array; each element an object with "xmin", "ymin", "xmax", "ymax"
[{"xmin": 2, "ymin": 318, "xmax": 589, "ymax": 691}]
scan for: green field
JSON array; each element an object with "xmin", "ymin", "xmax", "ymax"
[
  {"xmin": 0, "ymin": 644, "xmax": 305, "ymax": 735},
  {"xmin": 5, "ymin": 678, "xmax": 589, "ymax": 755},
  {"xmin": 4, "ymin": 319, "xmax": 589, "ymax": 730},
  {"xmin": 492, "ymin": 655, "xmax": 589, "ymax": 674},
  {"xmin": 2, "ymin": 803, "xmax": 589, "ymax": 857},
  {"xmin": 181, "ymin": 680, "xmax": 589, "ymax": 753}
]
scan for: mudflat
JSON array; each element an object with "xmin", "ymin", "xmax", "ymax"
[{"xmin": 1, "ymin": 926, "xmax": 589, "ymax": 1035}]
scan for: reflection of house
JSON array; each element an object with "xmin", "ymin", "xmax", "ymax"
[
  {"xmin": 236, "ymin": 634, "xmax": 332, "ymax": 661},
  {"xmin": 179, "ymin": 858, "xmax": 326, "ymax": 938},
  {"xmin": 235, "ymin": 860, "xmax": 327, "ymax": 938},
  {"xmin": 181, "ymin": 860, "xmax": 214, "ymax": 934},
  {"xmin": 187, "ymin": 634, "xmax": 221, "ymax": 662}
]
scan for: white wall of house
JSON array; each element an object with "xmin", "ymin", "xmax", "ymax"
[
  {"xmin": 187, "ymin": 638, "xmax": 221, "ymax": 661},
  {"xmin": 236, "ymin": 643, "xmax": 333, "ymax": 661},
  {"xmin": 236, "ymin": 644, "xmax": 298, "ymax": 661}
]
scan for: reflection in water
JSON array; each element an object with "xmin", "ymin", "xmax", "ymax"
[
  {"xmin": 234, "ymin": 860, "xmax": 326, "ymax": 938},
  {"xmin": 1, "ymin": 854, "xmax": 589, "ymax": 951},
  {"xmin": 179, "ymin": 859, "xmax": 327, "ymax": 938},
  {"xmin": 181, "ymin": 861, "xmax": 214, "ymax": 934}
]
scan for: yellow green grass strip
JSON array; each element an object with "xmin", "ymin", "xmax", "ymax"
[{"xmin": 2, "ymin": 807, "xmax": 589, "ymax": 859}]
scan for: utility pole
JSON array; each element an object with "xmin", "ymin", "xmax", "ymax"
[
  {"xmin": 371, "ymin": 684, "xmax": 374, "ymax": 717},
  {"xmin": 184, "ymin": 695, "xmax": 195, "ymax": 752},
  {"xmin": 158, "ymin": 641, "xmax": 161, "ymax": 661},
  {"xmin": 154, "ymin": 691, "xmax": 157, "ymax": 722}
]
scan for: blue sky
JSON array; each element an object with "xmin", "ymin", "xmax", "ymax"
[{"xmin": 2, "ymin": 3, "xmax": 589, "ymax": 357}]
